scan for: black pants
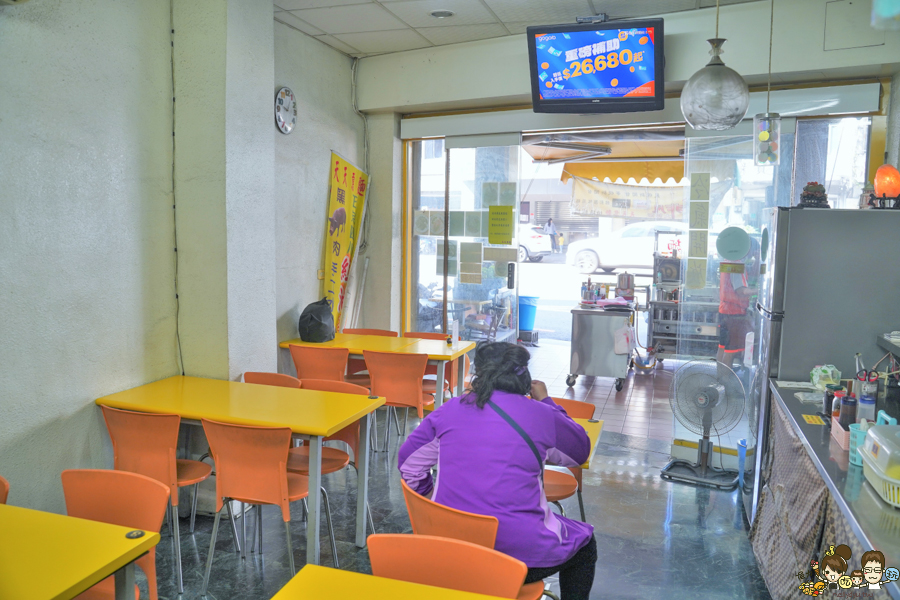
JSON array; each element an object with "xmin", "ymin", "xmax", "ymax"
[{"xmin": 524, "ymin": 536, "xmax": 596, "ymax": 600}]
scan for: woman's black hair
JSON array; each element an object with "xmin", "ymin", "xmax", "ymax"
[{"xmin": 464, "ymin": 342, "xmax": 532, "ymax": 409}]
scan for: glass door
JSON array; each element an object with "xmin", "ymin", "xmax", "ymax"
[{"xmin": 408, "ymin": 140, "xmax": 521, "ymax": 343}]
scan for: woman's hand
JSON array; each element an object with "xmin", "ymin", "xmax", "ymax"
[{"xmin": 531, "ymin": 380, "xmax": 549, "ymax": 401}]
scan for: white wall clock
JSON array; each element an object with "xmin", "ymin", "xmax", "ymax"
[{"xmin": 275, "ymin": 87, "xmax": 297, "ymax": 134}]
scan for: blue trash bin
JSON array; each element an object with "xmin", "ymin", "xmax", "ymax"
[{"xmin": 519, "ymin": 296, "xmax": 539, "ymax": 331}]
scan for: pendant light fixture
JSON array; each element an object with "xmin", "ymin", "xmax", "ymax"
[
  {"xmin": 753, "ymin": 0, "xmax": 781, "ymax": 165},
  {"xmin": 680, "ymin": 0, "xmax": 750, "ymax": 131}
]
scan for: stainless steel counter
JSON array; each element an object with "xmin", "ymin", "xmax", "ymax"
[{"xmin": 770, "ymin": 380, "xmax": 900, "ymax": 598}]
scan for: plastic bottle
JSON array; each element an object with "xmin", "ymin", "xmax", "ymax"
[
  {"xmin": 839, "ymin": 394, "xmax": 857, "ymax": 429},
  {"xmin": 857, "ymin": 395, "xmax": 876, "ymax": 423},
  {"xmin": 832, "ymin": 390, "xmax": 845, "ymax": 418}
]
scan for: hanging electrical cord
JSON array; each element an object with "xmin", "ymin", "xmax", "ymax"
[
  {"xmin": 170, "ymin": 0, "xmax": 184, "ymax": 375},
  {"xmin": 351, "ymin": 57, "xmax": 371, "ymax": 254}
]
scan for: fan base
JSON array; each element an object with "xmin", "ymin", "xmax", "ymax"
[{"xmin": 660, "ymin": 458, "xmax": 739, "ymax": 491}]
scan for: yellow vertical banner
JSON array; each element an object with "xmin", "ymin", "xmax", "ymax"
[{"xmin": 323, "ymin": 152, "xmax": 368, "ymax": 329}]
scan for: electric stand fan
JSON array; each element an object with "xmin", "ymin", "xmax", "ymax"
[{"xmin": 660, "ymin": 360, "xmax": 746, "ymax": 490}]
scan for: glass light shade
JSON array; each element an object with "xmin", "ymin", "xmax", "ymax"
[
  {"xmin": 872, "ymin": 0, "xmax": 900, "ymax": 29},
  {"xmin": 753, "ymin": 113, "xmax": 781, "ymax": 166},
  {"xmin": 680, "ymin": 39, "xmax": 750, "ymax": 131},
  {"xmin": 874, "ymin": 164, "xmax": 900, "ymax": 198}
]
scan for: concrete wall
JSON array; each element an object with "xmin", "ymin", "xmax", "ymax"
[
  {"xmin": 273, "ymin": 21, "xmax": 366, "ymax": 353},
  {"xmin": 0, "ymin": 0, "xmax": 177, "ymax": 511},
  {"xmin": 357, "ymin": 0, "xmax": 900, "ymax": 114}
]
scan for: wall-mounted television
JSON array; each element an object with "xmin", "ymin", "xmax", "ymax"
[{"xmin": 526, "ymin": 19, "xmax": 664, "ymax": 114}]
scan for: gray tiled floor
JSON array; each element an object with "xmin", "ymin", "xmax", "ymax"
[{"xmin": 147, "ymin": 343, "xmax": 771, "ymax": 599}]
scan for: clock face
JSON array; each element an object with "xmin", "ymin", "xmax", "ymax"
[{"xmin": 275, "ymin": 87, "xmax": 297, "ymax": 134}]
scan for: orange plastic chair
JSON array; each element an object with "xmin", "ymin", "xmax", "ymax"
[
  {"xmin": 243, "ymin": 371, "xmax": 301, "ymax": 388},
  {"xmin": 62, "ymin": 469, "xmax": 170, "ymax": 600},
  {"xmin": 0, "ymin": 474, "xmax": 8, "ymax": 504},
  {"xmin": 200, "ymin": 418, "xmax": 312, "ymax": 596},
  {"xmin": 288, "ymin": 345, "xmax": 349, "ymax": 382},
  {"xmin": 401, "ymin": 480, "xmax": 497, "ymax": 548},
  {"xmin": 287, "ymin": 379, "xmax": 376, "ymax": 555},
  {"xmin": 100, "ymin": 405, "xmax": 212, "ymax": 594},
  {"xmin": 400, "ymin": 482, "xmax": 549, "ymax": 600},
  {"xmin": 402, "ymin": 331, "xmax": 454, "ymax": 395},
  {"xmin": 343, "ymin": 328, "xmax": 398, "ymax": 385},
  {"xmin": 368, "ymin": 534, "xmax": 532, "ymax": 599},
  {"xmin": 544, "ymin": 398, "xmax": 596, "ymax": 522},
  {"xmin": 364, "ymin": 350, "xmax": 431, "ymax": 452}
]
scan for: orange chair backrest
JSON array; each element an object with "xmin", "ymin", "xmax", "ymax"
[
  {"xmin": 402, "ymin": 331, "xmax": 446, "ymax": 340},
  {"xmin": 343, "ymin": 328, "xmax": 398, "ymax": 337},
  {"xmin": 100, "ymin": 405, "xmax": 180, "ymax": 504},
  {"xmin": 289, "ymin": 345, "xmax": 349, "ymax": 382},
  {"xmin": 201, "ymin": 418, "xmax": 293, "ymax": 521},
  {"xmin": 551, "ymin": 397, "xmax": 596, "ymax": 419},
  {"xmin": 368, "ymin": 534, "xmax": 526, "ymax": 599},
  {"xmin": 0, "ymin": 474, "xmax": 8, "ymax": 504},
  {"xmin": 363, "ymin": 351, "xmax": 429, "ymax": 417},
  {"xmin": 401, "ymin": 480, "xmax": 497, "ymax": 548},
  {"xmin": 62, "ymin": 469, "xmax": 169, "ymax": 600},
  {"xmin": 244, "ymin": 372, "xmax": 301, "ymax": 388},
  {"xmin": 299, "ymin": 379, "xmax": 369, "ymax": 462}
]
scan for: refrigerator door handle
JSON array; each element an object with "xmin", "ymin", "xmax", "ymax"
[{"xmin": 756, "ymin": 302, "xmax": 784, "ymax": 321}]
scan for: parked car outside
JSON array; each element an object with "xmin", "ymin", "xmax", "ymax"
[
  {"xmin": 518, "ymin": 224, "xmax": 552, "ymax": 262},
  {"xmin": 565, "ymin": 220, "xmax": 686, "ymax": 274}
]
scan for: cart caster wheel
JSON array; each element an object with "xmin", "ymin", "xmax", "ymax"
[
  {"xmin": 566, "ymin": 375, "xmax": 577, "ymax": 387},
  {"xmin": 629, "ymin": 358, "xmax": 634, "ymax": 369},
  {"xmin": 615, "ymin": 379, "xmax": 624, "ymax": 392},
  {"xmin": 657, "ymin": 359, "xmax": 664, "ymax": 365}
]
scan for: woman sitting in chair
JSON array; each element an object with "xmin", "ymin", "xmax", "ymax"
[{"xmin": 398, "ymin": 342, "xmax": 596, "ymax": 600}]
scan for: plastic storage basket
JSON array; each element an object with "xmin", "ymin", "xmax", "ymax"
[
  {"xmin": 858, "ymin": 410, "xmax": 900, "ymax": 508},
  {"xmin": 859, "ymin": 446, "xmax": 900, "ymax": 508}
]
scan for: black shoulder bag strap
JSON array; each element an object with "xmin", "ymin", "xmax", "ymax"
[{"xmin": 486, "ymin": 400, "xmax": 543, "ymax": 474}]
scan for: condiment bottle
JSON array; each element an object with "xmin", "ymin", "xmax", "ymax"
[
  {"xmin": 824, "ymin": 384, "xmax": 842, "ymax": 418},
  {"xmin": 839, "ymin": 393, "xmax": 857, "ymax": 429},
  {"xmin": 832, "ymin": 390, "xmax": 845, "ymax": 418},
  {"xmin": 857, "ymin": 395, "xmax": 876, "ymax": 423}
]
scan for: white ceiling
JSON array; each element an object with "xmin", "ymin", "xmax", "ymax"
[{"xmin": 274, "ymin": 0, "xmax": 764, "ymax": 58}]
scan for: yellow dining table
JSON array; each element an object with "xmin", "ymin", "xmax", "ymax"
[
  {"xmin": 0, "ymin": 503, "xmax": 160, "ymax": 600},
  {"xmin": 271, "ymin": 565, "xmax": 510, "ymax": 600},
  {"xmin": 280, "ymin": 334, "xmax": 476, "ymax": 408},
  {"xmin": 96, "ymin": 375, "xmax": 384, "ymax": 566}
]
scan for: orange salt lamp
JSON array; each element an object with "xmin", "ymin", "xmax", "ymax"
[{"xmin": 874, "ymin": 164, "xmax": 900, "ymax": 198}]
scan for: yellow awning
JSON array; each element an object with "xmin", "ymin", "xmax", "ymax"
[{"xmin": 561, "ymin": 161, "xmax": 684, "ymax": 184}]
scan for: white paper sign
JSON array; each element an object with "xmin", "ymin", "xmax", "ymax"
[{"xmin": 452, "ymin": 321, "xmax": 459, "ymax": 350}]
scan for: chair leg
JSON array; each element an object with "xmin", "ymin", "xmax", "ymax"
[
  {"xmin": 172, "ymin": 503, "xmax": 184, "ymax": 594},
  {"xmin": 301, "ymin": 498, "xmax": 308, "ymax": 521},
  {"xmin": 321, "ymin": 487, "xmax": 340, "ymax": 568},
  {"xmin": 369, "ymin": 410, "xmax": 379, "ymax": 452},
  {"xmin": 200, "ymin": 506, "xmax": 224, "ymax": 597},
  {"xmin": 284, "ymin": 520, "xmax": 296, "ymax": 576},
  {"xmin": 367, "ymin": 502, "xmax": 376, "ymax": 535},
  {"xmin": 190, "ymin": 482, "xmax": 200, "ymax": 533},
  {"xmin": 382, "ymin": 408, "xmax": 392, "ymax": 453},
  {"xmin": 576, "ymin": 490, "xmax": 586, "ymax": 522},
  {"xmin": 241, "ymin": 502, "xmax": 247, "ymax": 559},
  {"xmin": 403, "ymin": 408, "xmax": 409, "ymax": 436},
  {"xmin": 542, "ymin": 590, "xmax": 561, "ymax": 600},
  {"xmin": 257, "ymin": 505, "xmax": 263, "ymax": 553},
  {"xmin": 551, "ymin": 501, "xmax": 566, "ymax": 517},
  {"xmin": 225, "ymin": 501, "xmax": 241, "ymax": 554},
  {"xmin": 393, "ymin": 407, "xmax": 403, "ymax": 436}
]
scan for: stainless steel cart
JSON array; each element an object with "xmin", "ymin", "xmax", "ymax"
[{"xmin": 567, "ymin": 306, "xmax": 633, "ymax": 391}]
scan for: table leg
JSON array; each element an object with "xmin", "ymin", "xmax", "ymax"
[
  {"xmin": 113, "ymin": 562, "xmax": 136, "ymax": 600},
  {"xmin": 305, "ymin": 435, "xmax": 322, "ymax": 566},
  {"xmin": 435, "ymin": 360, "xmax": 447, "ymax": 408},
  {"xmin": 456, "ymin": 356, "xmax": 465, "ymax": 395},
  {"xmin": 356, "ymin": 412, "xmax": 370, "ymax": 548}
]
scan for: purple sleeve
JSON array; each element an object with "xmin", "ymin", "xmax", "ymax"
[
  {"xmin": 398, "ymin": 411, "xmax": 439, "ymax": 496},
  {"xmin": 540, "ymin": 397, "xmax": 592, "ymax": 466}
]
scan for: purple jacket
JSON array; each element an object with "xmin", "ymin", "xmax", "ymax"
[{"xmin": 398, "ymin": 390, "xmax": 594, "ymax": 568}]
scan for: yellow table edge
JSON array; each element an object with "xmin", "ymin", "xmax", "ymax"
[
  {"xmin": 280, "ymin": 336, "xmax": 476, "ymax": 361},
  {"xmin": 574, "ymin": 418, "xmax": 603, "ymax": 469},
  {"xmin": 95, "ymin": 376, "xmax": 385, "ymax": 438},
  {"xmin": 272, "ymin": 564, "xmax": 509, "ymax": 599},
  {"xmin": 0, "ymin": 504, "xmax": 160, "ymax": 600},
  {"xmin": 405, "ymin": 339, "xmax": 477, "ymax": 361}
]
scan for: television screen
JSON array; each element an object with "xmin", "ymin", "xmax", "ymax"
[{"xmin": 526, "ymin": 19, "xmax": 664, "ymax": 114}]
